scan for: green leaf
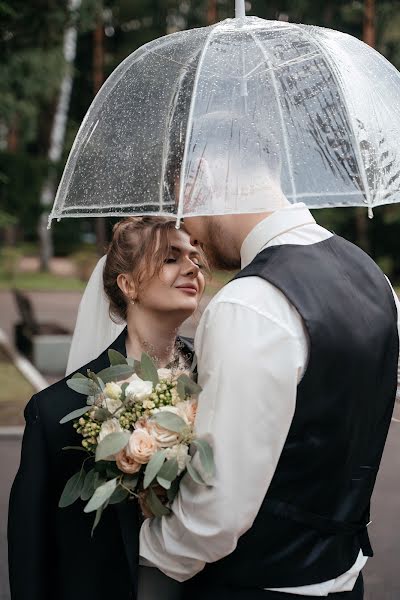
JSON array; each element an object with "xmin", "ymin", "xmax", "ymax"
[
  {"xmin": 71, "ymin": 372, "xmax": 88, "ymax": 380},
  {"xmin": 192, "ymin": 439, "xmax": 215, "ymax": 480},
  {"xmin": 120, "ymin": 382, "xmax": 129, "ymax": 399},
  {"xmin": 156, "ymin": 476, "xmax": 172, "ymax": 490},
  {"xmin": 108, "ymin": 349, "xmax": 128, "ymax": 366},
  {"xmin": 93, "ymin": 471, "xmax": 107, "ymax": 489},
  {"xmin": 106, "ymin": 462, "xmax": 121, "ymax": 478},
  {"xmin": 91, "ymin": 504, "xmax": 106, "ymax": 536},
  {"xmin": 62, "ymin": 445, "xmax": 88, "ymax": 453},
  {"xmin": 126, "ymin": 357, "xmax": 135, "ymax": 367},
  {"xmin": 140, "ymin": 352, "xmax": 159, "ymax": 386},
  {"xmin": 59, "ymin": 406, "xmax": 90, "ymax": 424},
  {"xmin": 177, "ymin": 379, "xmax": 186, "ymax": 401},
  {"xmin": 177, "ymin": 374, "xmax": 202, "ymax": 396},
  {"xmin": 108, "ymin": 485, "xmax": 129, "ymax": 504},
  {"xmin": 84, "ymin": 478, "xmax": 118, "ymax": 513},
  {"xmin": 143, "ymin": 450, "xmax": 166, "ymax": 489},
  {"xmin": 147, "ymin": 486, "xmax": 170, "ymax": 516},
  {"xmin": 151, "ymin": 411, "xmax": 187, "ymax": 434},
  {"xmin": 59, "ymin": 470, "xmax": 85, "ymax": 507},
  {"xmin": 97, "ymin": 365, "xmax": 134, "ymax": 383},
  {"xmin": 95, "ymin": 431, "xmax": 131, "ymax": 462},
  {"xmin": 89, "ymin": 372, "xmax": 105, "ymax": 391},
  {"xmin": 167, "ymin": 478, "xmax": 180, "ymax": 503},
  {"xmin": 122, "ymin": 474, "xmax": 139, "ymax": 490},
  {"xmin": 186, "ymin": 460, "xmax": 207, "ymax": 485},
  {"xmin": 80, "ymin": 468, "xmax": 96, "ymax": 501},
  {"xmin": 92, "ymin": 408, "xmax": 111, "ymax": 422},
  {"xmin": 157, "ymin": 458, "xmax": 179, "ymax": 482},
  {"xmin": 66, "ymin": 378, "xmax": 93, "ymax": 395}
]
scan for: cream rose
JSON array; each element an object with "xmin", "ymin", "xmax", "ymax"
[
  {"xmin": 136, "ymin": 415, "xmax": 180, "ymax": 448},
  {"xmin": 125, "ymin": 375, "xmax": 153, "ymax": 402},
  {"xmin": 104, "ymin": 382, "xmax": 122, "ymax": 401},
  {"xmin": 127, "ymin": 428, "xmax": 157, "ymax": 464},
  {"xmin": 165, "ymin": 443, "xmax": 189, "ymax": 474},
  {"xmin": 98, "ymin": 418, "xmax": 123, "ymax": 443},
  {"xmin": 176, "ymin": 400, "xmax": 197, "ymax": 426},
  {"xmin": 115, "ymin": 447, "xmax": 141, "ymax": 474},
  {"xmin": 103, "ymin": 396, "xmax": 123, "ymax": 416}
]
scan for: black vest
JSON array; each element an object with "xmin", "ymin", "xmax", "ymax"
[{"xmin": 195, "ymin": 235, "xmax": 398, "ymax": 589}]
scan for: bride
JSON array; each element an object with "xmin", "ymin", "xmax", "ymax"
[{"xmin": 8, "ymin": 216, "xmax": 208, "ymax": 600}]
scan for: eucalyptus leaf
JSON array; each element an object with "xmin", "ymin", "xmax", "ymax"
[
  {"xmin": 66, "ymin": 378, "xmax": 93, "ymax": 396},
  {"xmin": 126, "ymin": 357, "xmax": 135, "ymax": 367},
  {"xmin": 106, "ymin": 462, "xmax": 122, "ymax": 478},
  {"xmin": 97, "ymin": 365, "xmax": 134, "ymax": 383},
  {"xmin": 147, "ymin": 486, "xmax": 170, "ymax": 516},
  {"xmin": 108, "ymin": 485, "xmax": 129, "ymax": 504},
  {"xmin": 90, "ymin": 373, "xmax": 105, "ymax": 391},
  {"xmin": 156, "ymin": 476, "xmax": 172, "ymax": 490},
  {"xmin": 157, "ymin": 458, "xmax": 179, "ymax": 482},
  {"xmin": 93, "ymin": 471, "xmax": 107, "ymax": 489},
  {"xmin": 176, "ymin": 380, "xmax": 186, "ymax": 401},
  {"xmin": 192, "ymin": 439, "xmax": 215, "ymax": 478},
  {"xmin": 84, "ymin": 478, "xmax": 118, "ymax": 513},
  {"xmin": 133, "ymin": 359, "xmax": 142, "ymax": 377},
  {"xmin": 62, "ymin": 445, "xmax": 88, "ymax": 452},
  {"xmin": 177, "ymin": 374, "xmax": 202, "ymax": 396},
  {"xmin": 167, "ymin": 478, "xmax": 180, "ymax": 503},
  {"xmin": 92, "ymin": 408, "xmax": 111, "ymax": 422},
  {"xmin": 151, "ymin": 411, "xmax": 187, "ymax": 434},
  {"xmin": 95, "ymin": 431, "xmax": 131, "ymax": 462},
  {"xmin": 91, "ymin": 504, "xmax": 105, "ymax": 536},
  {"xmin": 122, "ymin": 474, "xmax": 139, "ymax": 490},
  {"xmin": 59, "ymin": 470, "xmax": 85, "ymax": 507},
  {"xmin": 71, "ymin": 372, "xmax": 88, "ymax": 380},
  {"xmin": 60, "ymin": 406, "xmax": 90, "ymax": 424},
  {"xmin": 121, "ymin": 382, "xmax": 129, "ymax": 399},
  {"xmin": 143, "ymin": 450, "xmax": 166, "ymax": 489},
  {"xmin": 186, "ymin": 460, "xmax": 207, "ymax": 485},
  {"xmin": 81, "ymin": 469, "xmax": 96, "ymax": 501},
  {"xmin": 140, "ymin": 352, "xmax": 159, "ymax": 386},
  {"xmin": 108, "ymin": 349, "xmax": 127, "ymax": 366}
]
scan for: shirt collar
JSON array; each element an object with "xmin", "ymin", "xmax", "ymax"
[{"xmin": 240, "ymin": 203, "xmax": 316, "ymax": 269}]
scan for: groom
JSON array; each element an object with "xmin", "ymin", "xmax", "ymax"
[{"xmin": 139, "ymin": 204, "xmax": 399, "ymax": 596}]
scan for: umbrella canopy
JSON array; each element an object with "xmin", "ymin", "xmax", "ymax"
[{"xmin": 49, "ymin": 15, "xmax": 400, "ymax": 226}]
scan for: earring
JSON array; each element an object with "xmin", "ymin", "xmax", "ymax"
[{"xmin": 130, "ymin": 297, "xmax": 136, "ymax": 305}]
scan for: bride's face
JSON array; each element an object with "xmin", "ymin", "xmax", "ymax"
[{"xmin": 136, "ymin": 229, "xmax": 206, "ymax": 318}]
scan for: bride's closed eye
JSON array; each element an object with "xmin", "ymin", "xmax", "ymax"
[{"xmin": 165, "ymin": 256, "xmax": 204, "ymax": 269}]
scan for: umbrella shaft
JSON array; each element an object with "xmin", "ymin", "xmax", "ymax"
[{"xmin": 235, "ymin": 0, "xmax": 246, "ymax": 18}]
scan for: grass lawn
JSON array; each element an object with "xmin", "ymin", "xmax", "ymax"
[
  {"xmin": 0, "ymin": 270, "xmax": 86, "ymax": 292},
  {"xmin": 0, "ymin": 348, "xmax": 34, "ymax": 426}
]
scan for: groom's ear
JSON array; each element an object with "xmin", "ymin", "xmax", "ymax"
[{"xmin": 117, "ymin": 273, "xmax": 137, "ymax": 302}]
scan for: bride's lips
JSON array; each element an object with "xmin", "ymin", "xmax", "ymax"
[{"xmin": 175, "ymin": 284, "xmax": 198, "ymax": 295}]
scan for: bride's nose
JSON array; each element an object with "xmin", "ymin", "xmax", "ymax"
[{"xmin": 182, "ymin": 257, "xmax": 200, "ymax": 278}]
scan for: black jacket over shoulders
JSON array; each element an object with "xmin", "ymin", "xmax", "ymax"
[{"xmin": 8, "ymin": 329, "xmax": 193, "ymax": 600}]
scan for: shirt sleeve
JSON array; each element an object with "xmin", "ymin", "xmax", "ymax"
[{"xmin": 139, "ymin": 297, "xmax": 305, "ymax": 581}]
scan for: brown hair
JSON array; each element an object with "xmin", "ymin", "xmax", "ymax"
[{"xmin": 103, "ymin": 216, "xmax": 209, "ymax": 322}]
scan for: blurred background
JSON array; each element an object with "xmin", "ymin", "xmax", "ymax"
[{"xmin": 0, "ymin": 1, "xmax": 399, "ymax": 599}]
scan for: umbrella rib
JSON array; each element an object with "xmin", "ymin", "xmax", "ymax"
[
  {"xmin": 176, "ymin": 25, "xmax": 219, "ymax": 226},
  {"xmin": 249, "ymin": 30, "xmax": 297, "ymax": 202},
  {"xmin": 293, "ymin": 24, "xmax": 372, "ymax": 215}
]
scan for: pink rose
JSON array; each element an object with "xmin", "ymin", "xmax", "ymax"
[
  {"xmin": 176, "ymin": 400, "xmax": 197, "ymax": 426},
  {"xmin": 115, "ymin": 447, "xmax": 141, "ymax": 474},
  {"xmin": 127, "ymin": 428, "xmax": 158, "ymax": 464}
]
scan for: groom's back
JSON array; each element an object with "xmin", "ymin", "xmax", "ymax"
[{"xmin": 197, "ymin": 235, "xmax": 398, "ymax": 589}]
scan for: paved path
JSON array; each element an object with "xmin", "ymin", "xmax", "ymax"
[{"xmin": 1, "ymin": 416, "xmax": 399, "ymax": 599}]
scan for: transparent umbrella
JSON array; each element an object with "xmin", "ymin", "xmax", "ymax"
[{"xmin": 49, "ymin": 2, "xmax": 400, "ymax": 227}]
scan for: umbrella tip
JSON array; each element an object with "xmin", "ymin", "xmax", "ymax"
[
  {"xmin": 368, "ymin": 206, "xmax": 374, "ymax": 219},
  {"xmin": 235, "ymin": 0, "xmax": 246, "ymax": 18}
]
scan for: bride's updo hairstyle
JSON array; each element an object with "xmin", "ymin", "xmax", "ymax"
[{"xmin": 103, "ymin": 216, "xmax": 209, "ymax": 322}]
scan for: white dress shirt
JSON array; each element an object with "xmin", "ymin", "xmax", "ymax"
[{"xmin": 140, "ymin": 203, "xmax": 400, "ymax": 596}]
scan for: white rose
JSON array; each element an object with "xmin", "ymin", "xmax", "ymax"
[
  {"xmin": 165, "ymin": 443, "xmax": 189, "ymax": 474},
  {"xmin": 157, "ymin": 368, "xmax": 173, "ymax": 382},
  {"xmin": 104, "ymin": 382, "xmax": 122, "ymax": 401},
  {"xmin": 97, "ymin": 418, "xmax": 123, "ymax": 460},
  {"xmin": 103, "ymin": 396, "xmax": 123, "ymax": 416},
  {"xmin": 125, "ymin": 375, "xmax": 153, "ymax": 402}
]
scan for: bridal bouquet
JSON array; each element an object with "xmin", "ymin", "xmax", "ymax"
[{"xmin": 59, "ymin": 350, "xmax": 214, "ymax": 533}]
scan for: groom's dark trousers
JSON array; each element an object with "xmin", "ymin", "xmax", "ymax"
[{"xmin": 185, "ymin": 573, "xmax": 364, "ymax": 600}]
